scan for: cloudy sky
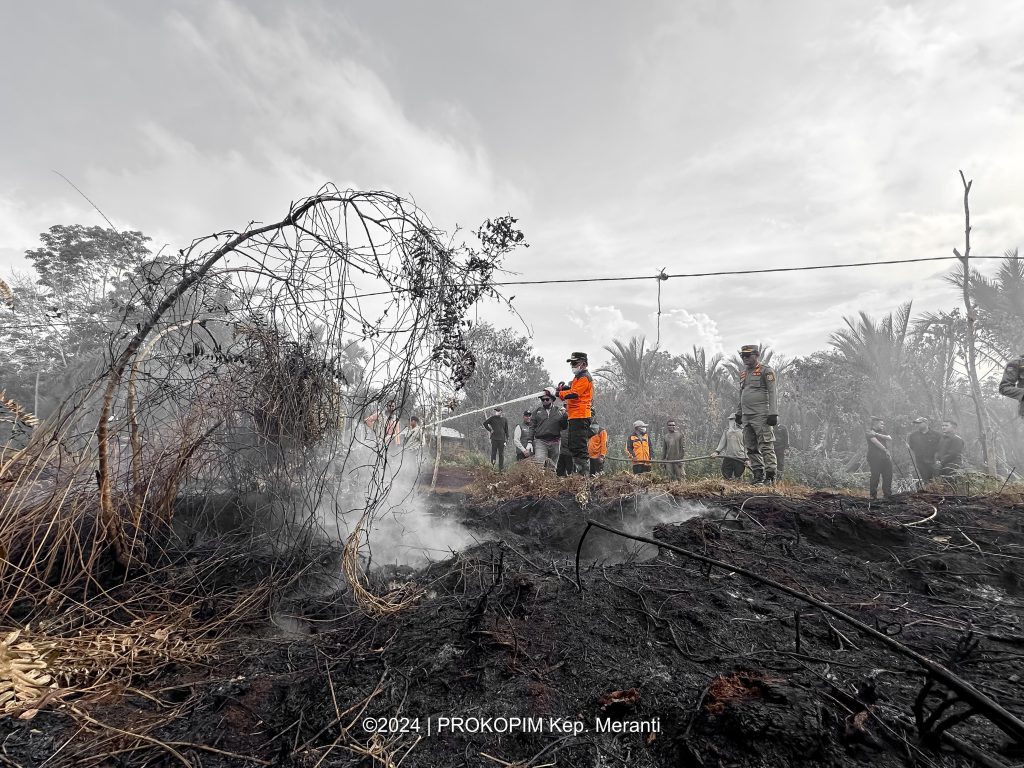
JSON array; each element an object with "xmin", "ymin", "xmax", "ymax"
[{"xmin": 2, "ymin": 1, "xmax": 1023, "ymax": 377}]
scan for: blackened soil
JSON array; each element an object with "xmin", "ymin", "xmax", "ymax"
[{"xmin": 3, "ymin": 490, "xmax": 1024, "ymax": 767}]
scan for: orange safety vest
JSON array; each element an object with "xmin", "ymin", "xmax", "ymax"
[
  {"xmin": 558, "ymin": 370, "xmax": 593, "ymax": 419},
  {"xmin": 627, "ymin": 434, "xmax": 651, "ymax": 465},
  {"xmin": 588, "ymin": 429, "xmax": 608, "ymax": 459}
]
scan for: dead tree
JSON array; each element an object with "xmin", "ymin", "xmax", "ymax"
[
  {"xmin": 953, "ymin": 171, "xmax": 994, "ymax": 475},
  {"xmin": 77, "ymin": 187, "xmax": 519, "ymax": 575}
]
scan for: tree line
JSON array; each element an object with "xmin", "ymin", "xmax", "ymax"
[{"xmin": 2, "ymin": 225, "xmax": 1021, "ymax": 486}]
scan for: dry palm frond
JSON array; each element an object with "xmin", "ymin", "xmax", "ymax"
[
  {"xmin": 0, "ymin": 391, "xmax": 39, "ymax": 429},
  {"xmin": 0, "ymin": 629, "xmax": 57, "ymax": 717},
  {"xmin": 342, "ymin": 513, "xmax": 423, "ymax": 617}
]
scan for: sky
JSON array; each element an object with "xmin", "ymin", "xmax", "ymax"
[{"xmin": 2, "ymin": 0, "xmax": 1023, "ymax": 379}]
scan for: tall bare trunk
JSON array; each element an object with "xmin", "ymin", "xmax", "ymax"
[{"xmin": 954, "ymin": 171, "xmax": 994, "ymax": 474}]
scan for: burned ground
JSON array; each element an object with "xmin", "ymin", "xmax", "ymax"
[{"xmin": 2, "ymin": 485, "xmax": 1023, "ymax": 767}]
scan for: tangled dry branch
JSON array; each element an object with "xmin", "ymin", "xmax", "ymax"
[{"xmin": 1, "ymin": 186, "xmax": 522, "ymax": 620}]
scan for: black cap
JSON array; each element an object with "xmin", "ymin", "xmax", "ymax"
[
  {"xmin": 567, "ymin": 351, "xmax": 588, "ymax": 364},
  {"xmin": 740, "ymin": 344, "xmax": 759, "ymax": 355},
  {"xmin": 523, "ymin": 410, "xmax": 532, "ymax": 416}
]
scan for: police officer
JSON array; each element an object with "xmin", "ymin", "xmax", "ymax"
[
  {"xmin": 734, "ymin": 344, "xmax": 778, "ymax": 485},
  {"xmin": 1000, "ymin": 354, "xmax": 1024, "ymax": 419}
]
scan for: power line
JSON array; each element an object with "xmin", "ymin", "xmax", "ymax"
[
  {"xmin": 0, "ymin": 253, "xmax": 1008, "ymax": 331},
  {"xmin": 340, "ymin": 254, "xmax": 1007, "ymax": 297},
  {"xmin": 491, "ymin": 254, "xmax": 1005, "ymax": 286}
]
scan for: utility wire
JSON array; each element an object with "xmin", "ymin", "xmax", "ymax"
[
  {"xmin": 491, "ymin": 254, "xmax": 1005, "ymax": 286},
  {"xmin": 0, "ymin": 253, "xmax": 1007, "ymax": 331},
  {"xmin": 328, "ymin": 253, "xmax": 1007, "ymax": 298}
]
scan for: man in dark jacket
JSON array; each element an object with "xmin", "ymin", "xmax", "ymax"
[
  {"xmin": 866, "ymin": 416, "xmax": 893, "ymax": 500},
  {"xmin": 907, "ymin": 417, "xmax": 940, "ymax": 484},
  {"xmin": 482, "ymin": 407, "xmax": 509, "ymax": 470},
  {"xmin": 530, "ymin": 389, "xmax": 567, "ymax": 471},
  {"xmin": 937, "ymin": 419, "xmax": 965, "ymax": 478},
  {"xmin": 1000, "ymin": 355, "xmax": 1024, "ymax": 418}
]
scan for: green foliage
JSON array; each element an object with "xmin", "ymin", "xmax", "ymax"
[
  {"xmin": 597, "ymin": 337, "xmax": 669, "ymax": 400},
  {"xmin": 948, "ymin": 249, "xmax": 1024, "ymax": 357},
  {"xmin": 449, "ymin": 322, "xmax": 551, "ymax": 455},
  {"xmin": 0, "ymin": 225, "xmax": 152, "ymax": 413},
  {"xmin": 25, "ymin": 224, "xmax": 150, "ymax": 299}
]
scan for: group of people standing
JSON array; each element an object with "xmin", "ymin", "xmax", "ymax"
[
  {"xmin": 857, "ymin": 350, "xmax": 1024, "ymax": 499},
  {"xmin": 482, "ymin": 344, "xmax": 786, "ymax": 485},
  {"xmin": 865, "ymin": 416, "xmax": 965, "ymax": 499},
  {"xmin": 371, "ymin": 349, "xmax": 1024, "ymax": 494},
  {"xmin": 486, "ymin": 351, "xmax": 601, "ymax": 475}
]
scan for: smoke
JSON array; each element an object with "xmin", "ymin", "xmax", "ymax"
[
  {"xmin": 583, "ymin": 494, "xmax": 713, "ymax": 564},
  {"xmin": 314, "ymin": 441, "xmax": 477, "ymax": 568}
]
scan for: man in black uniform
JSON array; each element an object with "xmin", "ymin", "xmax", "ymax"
[
  {"xmin": 482, "ymin": 407, "xmax": 509, "ymax": 470},
  {"xmin": 866, "ymin": 416, "xmax": 893, "ymax": 500},
  {"xmin": 1000, "ymin": 355, "xmax": 1024, "ymax": 418},
  {"xmin": 907, "ymin": 417, "xmax": 940, "ymax": 485},
  {"xmin": 937, "ymin": 419, "xmax": 965, "ymax": 478},
  {"xmin": 774, "ymin": 423, "xmax": 790, "ymax": 478}
]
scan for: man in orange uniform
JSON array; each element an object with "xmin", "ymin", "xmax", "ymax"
[
  {"xmin": 556, "ymin": 351, "xmax": 594, "ymax": 475},
  {"xmin": 627, "ymin": 421, "xmax": 652, "ymax": 474},
  {"xmin": 587, "ymin": 408, "xmax": 608, "ymax": 474}
]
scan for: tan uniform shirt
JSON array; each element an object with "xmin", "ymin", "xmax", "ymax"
[{"xmin": 738, "ymin": 363, "xmax": 778, "ymax": 420}]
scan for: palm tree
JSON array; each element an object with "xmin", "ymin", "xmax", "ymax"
[
  {"xmin": 828, "ymin": 302, "xmax": 915, "ymax": 422},
  {"xmin": 597, "ymin": 336, "xmax": 664, "ymax": 399},
  {"xmin": 910, "ymin": 310, "xmax": 963, "ymax": 418},
  {"xmin": 678, "ymin": 346, "xmax": 733, "ymax": 448},
  {"xmin": 679, "ymin": 346, "xmax": 727, "ymax": 392},
  {"xmin": 949, "ymin": 249, "xmax": 1024, "ymax": 356}
]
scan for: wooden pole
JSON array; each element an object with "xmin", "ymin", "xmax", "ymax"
[{"xmin": 954, "ymin": 170, "xmax": 994, "ymax": 474}]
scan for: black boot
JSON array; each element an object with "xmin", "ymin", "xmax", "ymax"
[
  {"xmin": 751, "ymin": 468, "xmax": 765, "ymax": 485},
  {"xmin": 764, "ymin": 471, "xmax": 776, "ymax": 486}
]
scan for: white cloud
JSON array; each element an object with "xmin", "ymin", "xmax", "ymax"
[
  {"xmin": 568, "ymin": 305, "xmax": 640, "ymax": 342},
  {"xmin": 154, "ymin": 1, "xmax": 525, "ymax": 233},
  {"xmin": 650, "ymin": 309, "xmax": 723, "ymax": 354}
]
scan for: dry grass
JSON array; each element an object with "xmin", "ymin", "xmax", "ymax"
[
  {"xmin": 342, "ymin": 511, "xmax": 423, "ymax": 617},
  {"xmin": 462, "ymin": 462, "xmax": 860, "ymax": 506}
]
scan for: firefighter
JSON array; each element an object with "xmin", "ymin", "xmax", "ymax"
[
  {"xmin": 588, "ymin": 408, "xmax": 608, "ymax": 474},
  {"xmin": 556, "ymin": 352, "xmax": 594, "ymax": 475},
  {"xmin": 627, "ymin": 421, "xmax": 652, "ymax": 474}
]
